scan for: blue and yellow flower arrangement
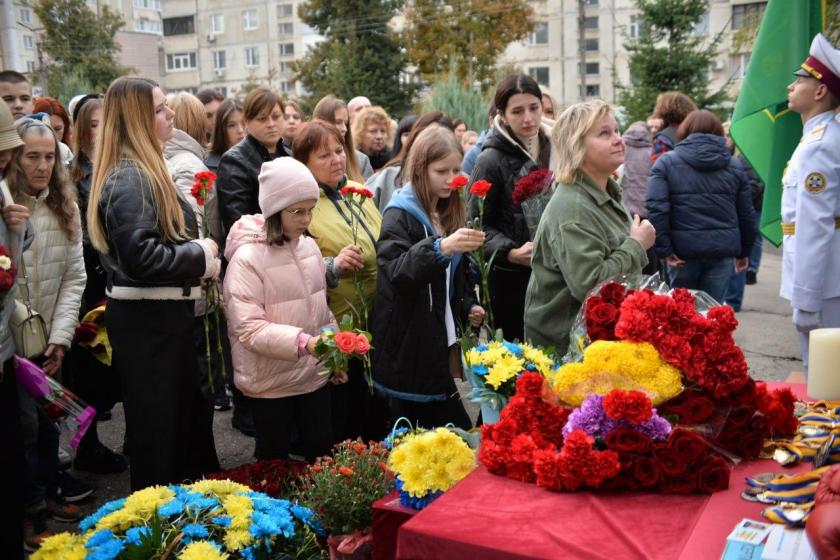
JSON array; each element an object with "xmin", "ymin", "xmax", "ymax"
[
  {"xmin": 31, "ymin": 479, "xmax": 324, "ymax": 560},
  {"xmin": 387, "ymin": 427, "xmax": 476, "ymax": 510}
]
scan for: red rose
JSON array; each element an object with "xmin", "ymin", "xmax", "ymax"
[
  {"xmin": 660, "ymin": 475, "xmax": 697, "ymax": 494},
  {"xmin": 587, "ymin": 326, "xmax": 615, "ymax": 342},
  {"xmin": 680, "ymin": 396, "xmax": 715, "ymax": 424},
  {"xmin": 668, "ymin": 428, "xmax": 708, "ymax": 466},
  {"xmin": 726, "ymin": 406, "xmax": 754, "ymax": 428},
  {"xmin": 599, "ymin": 282, "xmax": 627, "ymax": 305},
  {"xmin": 694, "ymin": 456, "xmax": 730, "ymax": 494},
  {"xmin": 333, "ymin": 331, "xmax": 357, "ymax": 354},
  {"xmin": 354, "ymin": 333, "xmax": 371, "ymax": 355},
  {"xmin": 588, "ymin": 302, "xmax": 619, "ymax": 326},
  {"xmin": 604, "ymin": 428, "xmax": 653, "ymax": 454},
  {"xmin": 653, "ymin": 445, "xmax": 687, "ymax": 476},
  {"xmin": 450, "ymin": 175, "xmax": 469, "ymax": 190},
  {"xmin": 629, "ymin": 456, "xmax": 661, "ymax": 488},
  {"xmin": 470, "ymin": 179, "xmax": 492, "ymax": 197}
]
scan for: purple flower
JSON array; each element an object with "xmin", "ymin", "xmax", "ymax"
[{"xmin": 563, "ymin": 394, "xmax": 672, "ymax": 440}]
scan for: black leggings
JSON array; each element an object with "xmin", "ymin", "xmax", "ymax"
[
  {"xmin": 388, "ymin": 378, "xmax": 472, "ymax": 431},
  {"xmin": 106, "ymin": 298, "xmax": 219, "ymax": 490},
  {"xmin": 247, "ymin": 384, "xmax": 332, "ymax": 462}
]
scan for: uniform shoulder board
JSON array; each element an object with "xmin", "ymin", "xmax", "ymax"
[{"xmin": 808, "ymin": 124, "xmax": 826, "ymax": 142}]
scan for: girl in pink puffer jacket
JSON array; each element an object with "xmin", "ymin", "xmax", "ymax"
[{"xmin": 223, "ymin": 157, "xmax": 344, "ymax": 461}]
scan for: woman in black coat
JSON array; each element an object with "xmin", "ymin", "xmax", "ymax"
[
  {"xmin": 371, "ymin": 127, "xmax": 485, "ymax": 429},
  {"xmin": 646, "ymin": 110, "xmax": 755, "ymax": 303},
  {"xmin": 468, "ymin": 74, "xmax": 551, "ymax": 341}
]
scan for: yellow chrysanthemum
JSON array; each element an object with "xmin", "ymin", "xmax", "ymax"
[
  {"xmin": 31, "ymin": 532, "xmax": 87, "ymax": 560},
  {"xmin": 179, "ymin": 541, "xmax": 230, "ymax": 560},
  {"xmin": 95, "ymin": 509, "xmax": 144, "ymax": 532},
  {"xmin": 485, "ymin": 353, "xmax": 525, "ymax": 390},
  {"xmin": 389, "ymin": 428, "xmax": 475, "ymax": 497},
  {"xmin": 122, "ymin": 486, "xmax": 176, "ymax": 518},
  {"xmin": 549, "ymin": 340, "xmax": 682, "ymax": 406},
  {"xmin": 188, "ymin": 479, "xmax": 250, "ymax": 497},
  {"xmin": 223, "ymin": 529, "xmax": 253, "ymax": 552},
  {"xmin": 521, "ymin": 344, "xmax": 555, "ymax": 375}
]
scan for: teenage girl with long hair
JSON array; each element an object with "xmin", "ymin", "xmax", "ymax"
[
  {"xmin": 87, "ymin": 77, "xmax": 220, "ymax": 490},
  {"xmin": 371, "ymin": 126, "xmax": 485, "ymax": 429}
]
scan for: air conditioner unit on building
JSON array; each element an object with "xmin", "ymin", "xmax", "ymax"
[
  {"xmin": 208, "ymin": 33, "xmax": 216, "ymax": 42},
  {"xmin": 215, "ymin": 68, "xmax": 225, "ymax": 77}
]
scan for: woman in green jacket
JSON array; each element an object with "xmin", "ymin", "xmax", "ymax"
[{"xmin": 524, "ymin": 100, "xmax": 655, "ymax": 355}]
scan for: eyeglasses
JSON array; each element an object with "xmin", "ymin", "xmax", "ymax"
[{"xmin": 283, "ymin": 208, "xmax": 314, "ymax": 218}]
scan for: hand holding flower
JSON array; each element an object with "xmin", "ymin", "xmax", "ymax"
[
  {"xmin": 468, "ymin": 305, "xmax": 485, "ymax": 327},
  {"xmin": 335, "ymin": 244, "xmax": 364, "ymax": 275},
  {"xmin": 440, "ymin": 228, "xmax": 484, "ymax": 255}
]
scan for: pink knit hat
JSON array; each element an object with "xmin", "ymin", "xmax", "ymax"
[{"xmin": 258, "ymin": 157, "xmax": 320, "ymax": 217}]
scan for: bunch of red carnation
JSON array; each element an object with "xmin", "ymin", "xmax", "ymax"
[
  {"xmin": 583, "ymin": 282, "xmax": 631, "ymax": 342},
  {"xmin": 512, "ymin": 169, "xmax": 553, "ymax": 205},
  {"xmin": 339, "ymin": 185, "xmax": 374, "ymax": 198},
  {"xmin": 615, "ymin": 289, "xmax": 749, "ymax": 399},
  {"xmin": 191, "ymin": 170, "xmax": 217, "ymax": 207},
  {"xmin": 207, "ymin": 458, "xmax": 308, "ymax": 498},
  {"xmin": 755, "ymin": 382, "xmax": 799, "ymax": 436}
]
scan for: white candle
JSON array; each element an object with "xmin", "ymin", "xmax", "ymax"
[{"xmin": 808, "ymin": 328, "xmax": 840, "ymax": 400}]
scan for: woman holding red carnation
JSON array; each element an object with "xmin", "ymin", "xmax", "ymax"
[
  {"xmin": 224, "ymin": 157, "xmax": 343, "ymax": 461},
  {"xmin": 372, "ymin": 127, "xmax": 485, "ymax": 430},
  {"xmin": 525, "ymin": 100, "xmax": 655, "ymax": 354},
  {"xmin": 468, "ymin": 74, "xmax": 552, "ymax": 341},
  {"xmin": 293, "ymin": 121, "xmax": 390, "ymax": 442}
]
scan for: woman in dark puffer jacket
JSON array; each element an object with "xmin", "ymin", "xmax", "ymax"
[{"xmin": 646, "ymin": 110, "xmax": 755, "ymax": 303}]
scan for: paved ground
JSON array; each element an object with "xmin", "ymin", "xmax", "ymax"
[{"xmin": 50, "ymin": 243, "xmax": 803, "ymax": 532}]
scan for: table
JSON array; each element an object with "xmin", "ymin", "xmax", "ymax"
[{"xmin": 394, "ymin": 382, "xmax": 807, "ymax": 560}]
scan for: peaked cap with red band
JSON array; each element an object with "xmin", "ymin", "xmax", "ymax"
[{"xmin": 794, "ymin": 33, "xmax": 840, "ymax": 98}]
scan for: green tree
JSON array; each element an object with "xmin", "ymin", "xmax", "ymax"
[
  {"xmin": 34, "ymin": 0, "xmax": 130, "ymax": 95},
  {"xmin": 618, "ymin": 0, "xmax": 729, "ymax": 123},
  {"xmin": 295, "ymin": 0, "xmax": 418, "ymax": 117},
  {"xmin": 402, "ymin": 0, "xmax": 536, "ymax": 87}
]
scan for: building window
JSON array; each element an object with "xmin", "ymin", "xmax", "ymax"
[
  {"xmin": 730, "ymin": 53, "xmax": 750, "ymax": 78},
  {"xmin": 133, "ymin": 0, "xmax": 161, "ymax": 10},
  {"xmin": 279, "ymin": 42, "xmax": 294, "ymax": 57},
  {"xmin": 584, "ymin": 0, "xmax": 598, "ymax": 4},
  {"xmin": 26, "ymin": 61, "xmax": 35, "ymax": 72},
  {"xmin": 732, "ymin": 2, "xmax": 766, "ymax": 30},
  {"xmin": 22, "ymin": 35, "xmax": 34, "ymax": 49},
  {"xmin": 166, "ymin": 52, "xmax": 197, "ymax": 71},
  {"xmin": 163, "ymin": 16, "xmax": 195, "ymax": 36},
  {"xmin": 528, "ymin": 66, "xmax": 549, "ymax": 86},
  {"xmin": 245, "ymin": 46, "xmax": 260, "ymax": 67},
  {"xmin": 134, "ymin": 18, "xmax": 162, "ymax": 33},
  {"xmin": 209, "ymin": 14, "xmax": 224, "ymax": 34},
  {"xmin": 579, "ymin": 62, "xmax": 599, "ymax": 75},
  {"xmin": 585, "ymin": 38, "xmax": 599, "ymax": 51},
  {"xmin": 279, "ymin": 61, "xmax": 293, "ymax": 74},
  {"xmin": 213, "ymin": 50, "xmax": 226, "ymax": 70},
  {"xmin": 19, "ymin": 8, "xmax": 31, "ymax": 24},
  {"xmin": 629, "ymin": 15, "xmax": 641, "ymax": 39},
  {"xmin": 584, "ymin": 16, "xmax": 598, "ymax": 30},
  {"xmin": 277, "ymin": 3, "xmax": 293, "ymax": 18},
  {"xmin": 242, "ymin": 9, "xmax": 258, "ymax": 30},
  {"xmin": 217, "ymin": 87, "xmax": 228, "ymax": 97},
  {"xmin": 692, "ymin": 11, "xmax": 709, "ymax": 35},
  {"xmin": 529, "ymin": 22, "xmax": 548, "ymax": 45},
  {"xmin": 278, "ymin": 22, "xmax": 294, "ymax": 37},
  {"xmin": 585, "ymin": 84, "xmax": 600, "ymax": 97},
  {"xmin": 279, "ymin": 80, "xmax": 294, "ymax": 93}
]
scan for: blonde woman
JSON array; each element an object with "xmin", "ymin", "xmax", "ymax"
[
  {"xmin": 87, "ymin": 77, "xmax": 220, "ymax": 490},
  {"xmin": 524, "ymin": 100, "xmax": 655, "ymax": 355},
  {"xmin": 351, "ymin": 105, "xmax": 393, "ymax": 171}
]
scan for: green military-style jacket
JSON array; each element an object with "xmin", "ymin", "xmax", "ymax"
[{"xmin": 524, "ymin": 173, "xmax": 648, "ymax": 354}]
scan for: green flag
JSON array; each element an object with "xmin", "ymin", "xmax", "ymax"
[{"xmin": 729, "ymin": 0, "xmax": 825, "ymax": 246}]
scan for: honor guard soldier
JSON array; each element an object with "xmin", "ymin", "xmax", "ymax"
[{"xmin": 782, "ymin": 33, "xmax": 840, "ymax": 370}]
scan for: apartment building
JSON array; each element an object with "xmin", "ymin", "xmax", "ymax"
[
  {"xmin": 160, "ymin": 0, "xmax": 316, "ymax": 97},
  {"xmin": 0, "ymin": 0, "xmax": 163, "ymax": 88},
  {"xmin": 502, "ymin": 0, "xmax": 767, "ymax": 107}
]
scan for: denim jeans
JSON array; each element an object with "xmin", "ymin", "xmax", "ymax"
[
  {"xmin": 668, "ymin": 258, "xmax": 734, "ymax": 304},
  {"xmin": 725, "ymin": 213, "xmax": 763, "ymax": 310}
]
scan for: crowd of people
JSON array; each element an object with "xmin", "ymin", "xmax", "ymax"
[{"xmin": 1, "ymin": 31, "xmax": 838, "ymax": 557}]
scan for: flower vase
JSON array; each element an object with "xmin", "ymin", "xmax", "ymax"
[
  {"xmin": 327, "ymin": 530, "xmax": 373, "ymax": 560},
  {"xmin": 480, "ymin": 401, "xmax": 501, "ymax": 425}
]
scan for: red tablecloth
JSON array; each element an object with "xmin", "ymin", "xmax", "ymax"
[{"xmin": 395, "ymin": 382, "xmax": 806, "ymax": 560}]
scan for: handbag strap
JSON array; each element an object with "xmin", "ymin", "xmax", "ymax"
[{"xmin": 17, "ymin": 252, "xmax": 35, "ymax": 318}]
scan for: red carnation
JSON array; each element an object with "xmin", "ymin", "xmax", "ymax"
[
  {"xmin": 356, "ymin": 188, "xmax": 374, "ymax": 198},
  {"xmin": 450, "ymin": 175, "xmax": 469, "ymax": 190},
  {"xmin": 470, "ymin": 179, "xmax": 492, "ymax": 198},
  {"xmin": 512, "ymin": 169, "xmax": 552, "ymax": 205},
  {"xmin": 603, "ymin": 390, "xmax": 653, "ymax": 424},
  {"xmin": 339, "ymin": 186, "xmax": 356, "ymax": 197}
]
